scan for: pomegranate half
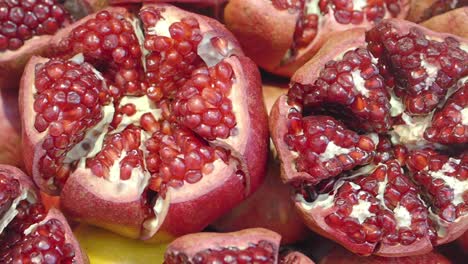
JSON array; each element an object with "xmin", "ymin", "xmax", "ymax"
[
  {"xmin": 20, "ymin": 4, "xmax": 268, "ymax": 240},
  {"xmin": 164, "ymin": 228, "xmax": 315, "ymax": 263},
  {"xmin": 271, "ymin": 19, "xmax": 468, "ymax": 256},
  {"xmin": 0, "ymin": 165, "xmax": 86, "ymax": 263}
]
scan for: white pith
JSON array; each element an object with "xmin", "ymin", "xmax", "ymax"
[
  {"xmin": 0, "ymin": 188, "xmax": 35, "ymax": 234},
  {"xmin": 349, "ymin": 197, "xmax": 374, "ymax": 224},
  {"xmin": 23, "ymin": 218, "xmax": 48, "ymax": 236},
  {"xmin": 393, "ymin": 203, "xmax": 412, "ymax": 228},
  {"xmin": 351, "ymin": 69, "xmax": 370, "ymax": 97},
  {"xmin": 391, "ymin": 113, "xmax": 432, "ymax": 145},
  {"xmin": 461, "ymin": 108, "xmax": 468, "ymax": 125},
  {"xmin": 129, "ymin": 17, "xmax": 147, "ymax": 71},
  {"xmin": 319, "ymin": 141, "xmax": 351, "ymax": 162},
  {"xmin": 115, "ymin": 96, "xmax": 162, "ymax": 133},
  {"xmin": 418, "ymin": 55, "xmax": 439, "ymax": 90},
  {"xmin": 427, "ymin": 158, "xmax": 467, "ymax": 206},
  {"xmin": 389, "ymin": 91, "xmax": 404, "ymax": 117}
]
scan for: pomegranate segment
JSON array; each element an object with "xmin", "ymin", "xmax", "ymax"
[
  {"xmin": 164, "ymin": 228, "xmax": 281, "ymax": 264},
  {"xmin": 224, "ymin": 0, "xmax": 410, "ymax": 77},
  {"xmin": 21, "ymin": 4, "xmax": 267, "ymax": 240},
  {"xmin": 0, "ymin": 165, "xmax": 86, "ymax": 264},
  {"xmin": 271, "ymin": 20, "xmax": 468, "ymax": 256}
]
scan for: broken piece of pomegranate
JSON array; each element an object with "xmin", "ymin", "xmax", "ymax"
[
  {"xmin": 0, "ymin": 165, "xmax": 86, "ymax": 263},
  {"xmin": 164, "ymin": 228, "xmax": 315, "ymax": 263},
  {"xmin": 20, "ymin": 4, "xmax": 268, "ymax": 240},
  {"xmin": 271, "ymin": 19, "xmax": 468, "ymax": 256}
]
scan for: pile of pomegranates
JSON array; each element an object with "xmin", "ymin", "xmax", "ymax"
[{"xmin": 0, "ymin": 0, "xmax": 466, "ymax": 263}]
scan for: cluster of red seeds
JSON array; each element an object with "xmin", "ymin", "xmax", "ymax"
[
  {"xmin": 0, "ymin": 0, "xmax": 69, "ymax": 51},
  {"xmin": 34, "ymin": 59, "xmax": 110, "ymax": 188},
  {"xmin": 325, "ymin": 160, "xmax": 435, "ymax": 246},
  {"xmin": 0, "ymin": 174, "xmax": 20, "ymax": 218},
  {"xmin": 367, "ymin": 22, "xmax": 468, "ymax": 115},
  {"xmin": 285, "ymin": 115, "xmax": 376, "ymax": 183},
  {"xmin": 165, "ymin": 240, "xmax": 276, "ymax": 264},
  {"xmin": 407, "ymin": 150, "xmax": 467, "ymax": 222},
  {"xmin": 86, "ymin": 125, "xmax": 144, "ymax": 180},
  {"xmin": 0, "ymin": 218, "xmax": 75, "ymax": 263},
  {"xmin": 320, "ymin": 0, "xmax": 401, "ymax": 24},
  {"xmin": 425, "ymin": 82, "xmax": 468, "ymax": 144},
  {"xmin": 58, "ymin": 10, "xmax": 145, "ymax": 97},
  {"xmin": 173, "ymin": 63, "xmax": 236, "ymax": 140},
  {"xmin": 142, "ymin": 12, "xmax": 204, "ymax": 100},
  {"xmin": 145, "ymin": 121, "xmax": 218, "ymax": 194}
]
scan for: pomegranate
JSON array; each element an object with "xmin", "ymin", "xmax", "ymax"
[
  {"xmin": 320, "ymin": 246, "xmax": 451, "ymax": 263},
  {"xmin": 20, "ymin": 4, "xmax": 268, "ymax": 240},
  {"xmin": 224, "ymin": 0, "xmax": 411, "ymax": 77},
  {"xmin": 457, "ymin": 231, "xmax": 468, "ymax": 251},
  {"xmin": 0, "ymin": 165, "xmax": 86, "ymax": 263},
  {"xmin": 213, "ymin": 84, "xmax": 310, "ymax": 245},
  {"xmin": 421, "ymin": 7, "xmax": 468, "ymax": 38},
  {"xmin": 281, "ymin": 251, "xmax": 316, "ymax": 264},
  {"xmin": 407, "ymin": 0, "xmax": 468, "ymax": 23},
  {"xmin": 270, "ymin": 20, "xmax": 468, "ymax": 256},
  {"xmin": 0, "ymin": 0, "xmax": 107, "ymax": 89},
  {"xmin": 0, "ymin": 88, "xmax": 23, "ymax": 168},
  {"xmin": 163, "ymin": 228, "xmax": 315, "ymax": 263}
]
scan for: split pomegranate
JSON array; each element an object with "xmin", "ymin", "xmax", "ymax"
[
  {"xmin": 164, "ymin": 228, "xmax": 315, "ymax": 263},
  {"xmin": 270, "ymin": 20, "xmax": 468, "ymax": 256},
  {"xmin": 213, "ymin": 85, "xmax": 310, "ymax": 245},
  {"xmin": 0, "ymin": 165, "xmax": 86, "ymax": 263},
  {"xmin": 0, "ymin": 0, "xmax": 107, "ymax": 89},
  {"xmin": 407, "ymin": 0, "xmax": 467, "ymax": 23},
  {"xmin": 20, "ymin": 4, "xmax": 268, "ymax": 240},
  {"xmin": 320, "ymin": 246, "xmax": 451, "ymax": 264},
  {"xmin": 224, "ymin": 0, "xmax": 410, "ymax": 77}
]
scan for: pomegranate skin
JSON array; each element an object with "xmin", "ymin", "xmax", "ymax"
[
  {"xmin": 281, "ymin": 251, "xmax": 316, "ymax": 264},
  {"xmin": 320, "ymin": 247, "xmax": 451, "ymax": 264},
  {"xmin": 421, "ymin": 7, "xmax": 468, "ymax": 38},
  {"xmin": 20, "ymin": 4, "xmax": 268, "ymax": 241},
  {"xmin": 224, "ymin": 0, "xmax": 411, "ymax": 77},
  {"xmin": 407, "ymin": 0, "xmax": 467, "ymax": 22},
  {"xmin": 0, "ymin": 88, "xmax": 23, "ymax": 168},
  {"xmin": 270, "ymin": 19, "xmax": 468, "ymax": 257},
  {"xmin": 213, "ymin": 84, "xmax": 310, "ymax": 245}
]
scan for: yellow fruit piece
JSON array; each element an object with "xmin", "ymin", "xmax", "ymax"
[{"xmin": 74, "ymin": 225, "xmax": 168, "ymax": 264}]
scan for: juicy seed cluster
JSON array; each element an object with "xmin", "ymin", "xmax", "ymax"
[
  {"xmin": 34, "ymin": 59, "xmax": 110, "ymax": 188},
  {"xmin": 164, "ymin": 240, "xmax": 277, "ymax": 264},
  {"xmin": 424, "ymin": 82, "xmax": 468, "ymax": 144},
  {"xmin": 143, "ymin": 14, "xmax": 204, "ymax": 100},
  {"xmin": 0, "ymin": 173, "xmax": 20, "ymax": 218},
  {"xmin": 367, "ymin": 23, "xmax": 468, "ymax": 115},
  {"xmin": 0, "ymin": 0, "xmax": 70, "ymax": 51},
  {"xmin": 0, "ymin": 218, "xmax": 75, "ymax": 264},
  {"xmin": 145, "ymin": 121, "xmax": 220, "ymax": 194},
  {"xmin": 407, "ymin": 150, "xmax": 468, "ymax": 222},
  {"xmin": 173, "ymin": 62, "xmax": 236, "ymax": 140},
  {"xmin": 87, "ymin": 126, "xmax": 144, "ymax": 180},
  {"xmin": 58, "ymin": 10, "xmax": 145, "ymax": 97},
  {"xmin": 325, "ymin": 160, "xmax": 435, "ymax": 246},
  {"xmin": 285, "ymin": 114, "xmax": 376, "ymax": 183},
  {"xmin": 288, "ymin": 47, "xmax": 391, "ymax": 132}
]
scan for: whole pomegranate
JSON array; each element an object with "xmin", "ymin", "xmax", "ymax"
[
  {"xmin": 224, "ymin": 0, "xmax": 411, "ymax": 77},
  {"xmin": 0, "ymin": 0, "xmax": 107, "ymax": 89},
  {"xmin": 0, "ymin": 165, "xmax": 86, "ymax": 263},
  {"xmin": 213, "ymin": 84, "xmax": 310, "ymax": 245},
  {"xmin": 271, "ymin": 19, "xmax": 468, "ymax": 256},
  {"xmin": 0, "ymin": 88, "xmax": 23, "ymax": 168},
  {"xmin": 20, "ymin": 4, "xmax": 268, "ymax": 240},
  {"xmin": 320, "ymin": 246, "xmax": 451, "ymax": 264},
  {"xmin": 407, "ymin": 0, "xmax": 468, "ymax": 22},
  {"xmin": 421, "ymin": 7, "xmax": 468, "ymax": 38},
  {"xmin": 163, "ymin": 228, "xmax": 315, "ymax": 263}
]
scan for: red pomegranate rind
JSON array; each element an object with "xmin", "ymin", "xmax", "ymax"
[
  {"xmin": 319, "ymin": 246, "xmax": 451, "ymax": 264},
  {"xmin": 366, "ymin": 19, "xmax": 468, "ymax": 117},
  {"xmin": 407, "ymin": 0, "xmax": 467, "ymax": 23},
  {"xmin": 0, "ymin": 88, "xmax": 23, "ymax": 168},
  {"xmin": 406, "ymin": 150, "xmax": 468, "ymax": 244},
  {"xmin": 109, "ymin": 0, "xmax": 227, "ymax": 4},
  {"xmin": 280, "ymin": 251, "xmax": 315, "ymax": 264},
  {"xmin": 164, "ymin": 228, "xmax": 281, "ymax": 263},
  {"xmin": 424, "ymin": 82, "xmax": 468, "ymax": 144},
  {"xmin": 421, "ymin": 7, "xmax": 468, "ymax": 39},
  {"xmin": 22, "ymin": 4, "xmax": 267, "ymax": 240},
  {"xmin": 225, "ymin": 0, "xmax": 410, "ymax": 77}
]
